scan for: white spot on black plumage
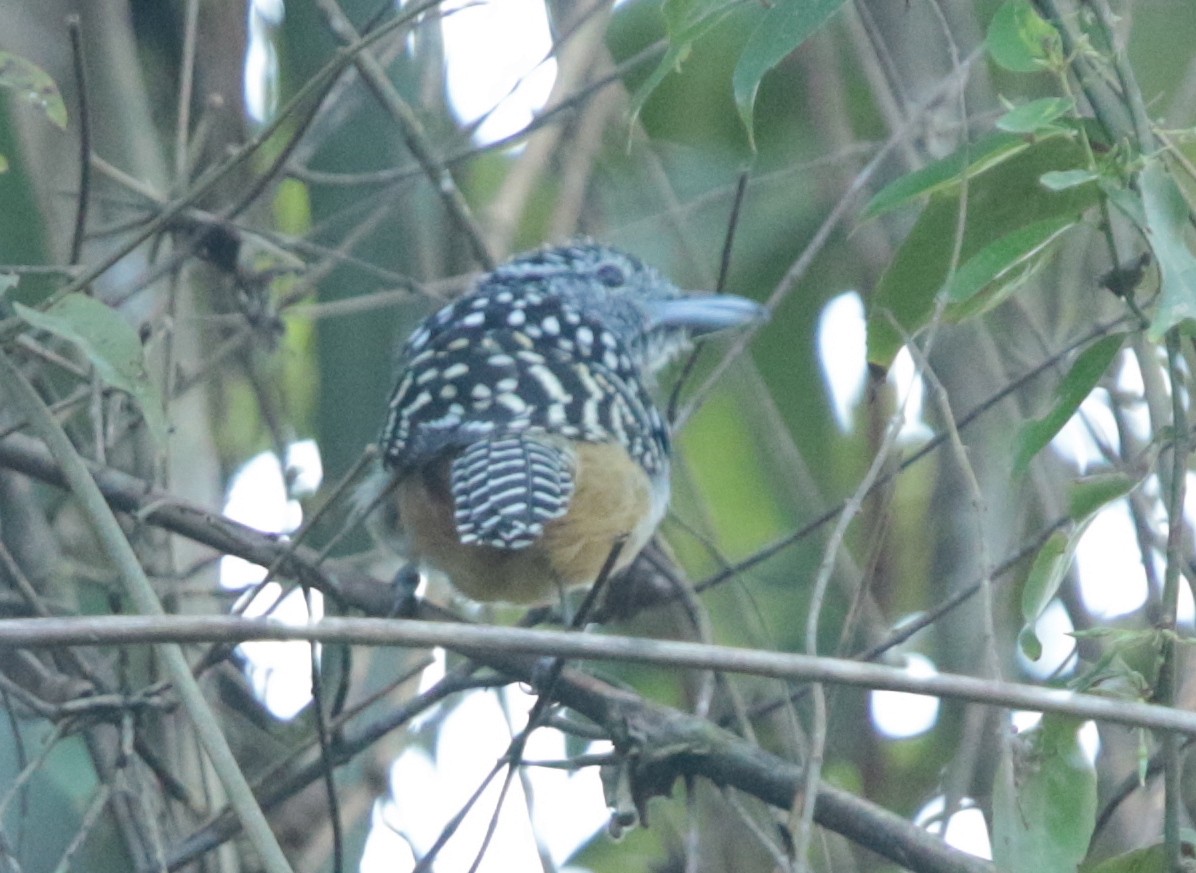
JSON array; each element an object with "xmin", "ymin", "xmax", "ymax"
[
  {"xmin": 381, "ymin": 245, "xmax": 682, "ymax": 504},
  {"xmin": 391, "ymin": 373, "xmax": 414, "ymax": 402},
  {"xmin": 528, "ymin": 364, "xmax": 570, "ymax": 402},
  {"xmin": 406, "ymin": 390, "xmax": 433, "ymax": 413},
  {"xmin": 498, "ymin": 394, "xmax": 528, "ymax": 414}
]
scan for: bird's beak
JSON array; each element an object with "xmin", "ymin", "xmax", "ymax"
[{"xmin": 646, "ymin": 294, "xmax": 769, "ymax": 336}]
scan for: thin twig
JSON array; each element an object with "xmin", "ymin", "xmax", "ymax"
[
  {"xmin": 316, "ymin": 0, "xmax": 495, "ymax": 269},
  {"xmin": 0, "ymin": 3, "xmax": 431, "ymax": 336},
  {"xmin": 695, "ymin": 318, "xmax": 1134, "ymax": 594},
  {"xmin": 66, "ymin": 16, "xmax": 91, "ymax": 266},
  {"xmin": 451, "ymin": 540, "xmax": 625, "ymax": 872},
  {"xmin": 174, "ymin": 0, "xmax": 200, "ymax": 183},
  {"xmin": 306, "ymin": 586, "xmax": 345, "ymax": 873},
  {"xmin": 285, "ymin": 40, "xmax": 666, "ymax": 189},
  {"xmin": 0, "ymin": 721, "xmax": 66, "ymax": 824},
  {"xmin": 667, "ymin": 170, "xmax": 750, "ymax": 424},
  {"xmin": 412, "ymin": 759, "xmax": 507, "ymax": 873},
  {"xmin": 0, "ymin": 350, "xmax": 295, "ymax": 873},
  {"xmin": 1160, "ymin": 331, "xmax": 1188, "ymax": 864},
  {"xmin": 50, "ymin": 781, "xmax": 112, "ymax": 873},
  {"xmin": 675, "ymin": 46, "xmax": 985, "ymax": 430},
  {"xmin": 789, "ymin": 310, "xmax": 914, "ymax": 867}
]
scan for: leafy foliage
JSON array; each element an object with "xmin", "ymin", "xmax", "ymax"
[
  {"xmin": 866, "ymin": 130, "xmax": 1101, "ymax": 366},
  {"xmin": 14, "ymin": 294, "xmax": 167, "ymax": 444},
  {"xmin": 731, "ymin": 0, "xmax": 848, "ymax": 146},
  {"xmin": 986, "ymin": 0, "xmax": 1063, "ymax": 73},
  {"xmin": 1013, "ymin": 333, "xmax": 1126, "ymax": 476},
  {"xmin": 993, "ymin": 716, "xmax": 1097, "ymax": 872},
  {"xmin": 0, "ymin": 51, "xmax": 67, "ymax": 129}
]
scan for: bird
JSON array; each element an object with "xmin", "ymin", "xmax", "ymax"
[{"xmin": 368, "ymin": 241, "xmax": 766, "ymax": 605}]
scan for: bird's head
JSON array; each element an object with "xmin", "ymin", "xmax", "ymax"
[{"xmin": 483, "ymin": 242, "xmax": 767, "ymax": 376}]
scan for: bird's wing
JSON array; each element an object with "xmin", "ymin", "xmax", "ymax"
[{"xmin": 449, "ymin": 434, "xmax": 575, "ymax": 549}]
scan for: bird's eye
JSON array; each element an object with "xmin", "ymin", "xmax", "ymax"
[{"xmin": 595, "ymin": 263, "xmax": 626, "ymax": 287}]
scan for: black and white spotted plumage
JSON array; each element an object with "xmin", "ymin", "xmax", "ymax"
[{"xmin": 379, "ymin": 242, "xmax": 764, "ymax": 554}]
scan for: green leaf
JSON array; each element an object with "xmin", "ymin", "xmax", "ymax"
[
  {"xmin": 996, "ymin": 97, "xmax": 1074, "ymax": 134},
  {"xmin": 1013, "ymin": 333, "xmax": 1125, "ymax": 475},
  {"xmin": 628, "ymin": 0, "xmax": 741, "ymax": 123},
  {"xmin": 14, "ymin": 295, "xmax": 167, "ymax": 445},
  {"xmin": 1040, "ymin": 168, "xmax": 1099, "ymax": 191},
  {"xmin": 1019, "ymin": 531, "xmax": 1069, "ymax": 659},
  {"xmin": 943, "ymin": 215, "xmax": 1076, "ymax": 306},
  {"xmin": 993, "ymin": 715, "xmax": 1096, "ymax": 873},
  {"xmin": 986, "ymin": 0, "xmax": 1062, "ymax": 73},
  {"xmin": 867, "ymin": 134, "xmax": 1101, "ymax": 367},
  {"xmin": 1068, "ymin": 472, "xmax": 1136, "ymax": 522},
  {"xmin": 732, "ymin": 0, "xmax": 847, "ymax": 147},
  {"xmin": 1085, "ymin": 840, "xmax": 1195, "ymax": 873},
  {"xmin": 1018, "ymin": 472, "xmax": 1136, "ymax": 660},
  {"xmin": 0, "ymin": 52, "xmax": 67, "ymax": 129},
  {"xmin": 861, "ymin": 131, "xmax": 1037, "ymax": 220},
  {"xmin": 662, "ymin": 0, "xmax": 723, "ymax": 35},
  {"xmin": 1103, "ymin": 177, "xmax": 1146, "ymax": 227},
  {"xmin": 0, "ymin": 152, "xmax": 8, "ymax": 173},
  {"xmin": 1018, "ymin": 624, "xmax": 1044, "ymax": 661},
  {"xmin": 1137, "ymin": 159, "xmax": 1196, "ymax": 338}
]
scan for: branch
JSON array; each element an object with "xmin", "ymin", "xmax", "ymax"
[
  {"xmin": 4, "ymin": 616, "xmax": 1195, "ymax": 738},
  {"xmin": 35, "ymin": 609, "xmax": 996, "ymax": 873},
  {"xmin": 6, "ymin": 433, "xmax": 1177, "ymax": 873},
  {"xmin": 0, "ymin": 432, "xmax": 390, "ymax": 614},
  {"xmin": 315, "ymin": 0, "xmax": 495, "ymax": 269},
  {"xmin": 0, "ymin": 353, "xmax": 294, "ymax": 873}
]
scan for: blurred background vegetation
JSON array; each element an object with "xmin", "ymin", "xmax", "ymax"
[{"xmin": 3, "ymin": 0, "xmax": 1196, "ymax": 872}]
